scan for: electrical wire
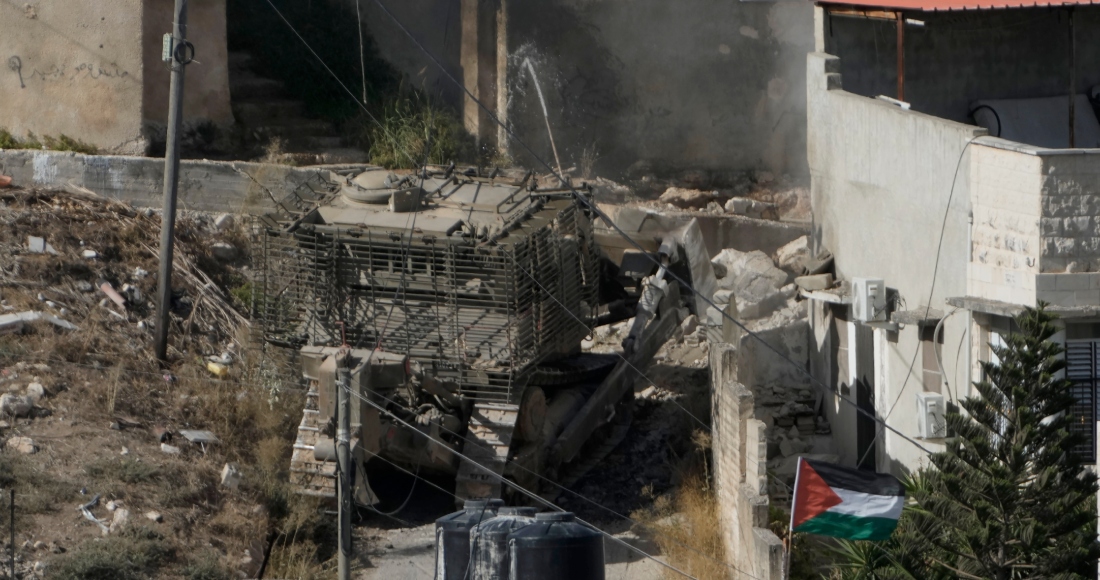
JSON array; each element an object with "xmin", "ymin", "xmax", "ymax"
[
  {"xmin": 369, "ymin": 0, "xmax": 936, "ymax": 458},
  {"xmin": 855, "ymin": 137, "xmax": 978, "ymax": 468},
  {"xmin": 259, "ymin": 0, "xmax": 420, "ymax": 168},
  {"xmin": 340, "ymin": 382, "xmax": 717, "ymax": 580}
]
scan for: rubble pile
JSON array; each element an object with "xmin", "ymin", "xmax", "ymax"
[{"xmin": 0, "ymin": 188, "xmax": 273, "ymax": 578}]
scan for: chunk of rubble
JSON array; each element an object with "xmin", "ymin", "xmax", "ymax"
[
  {"xmin": 221, "ymin": 462, "xmax": 242, "ymax": 489},
  {"xmin": 679, "ymin": 314, "xmax": 699, "ymax": 337},
  {"xmin": 775, "ymin": 235, "xmax": 812, "ymax": 274},
  {"xmin": 25, "ymin": 382, "xmax": 46, "ymax": 405},
  {"xmin": 25, "ymin": 236, "xmax": 59, "ymax": 255},
  {"xmin": 214, "ymin": 214, "xmax": 235, "ymax": 231},
  {"xmin": 0, "ymin": 311, "xmax": 79, "ymax": 334},
  {"xmin": 723, "ymin": 197, "xmax": 775, "ymax": 219},
  {"xmin": 795, "ymin": 273, "xmax": 834, "ymax": 292},
  {"xmin": 658, "ymin": 187, "xmax": 716, "ymax": 210},
  {"xmin": 210, "ymin": 242, "xmax": 238, "ymax": 261},
  {"xmin": 5, "ymin": 436, "xmax": 37, "ymax": 454},
  {"xmin": 145, "ymin": 511, "xmax": 163, "ymax": 523},
  {"xmin": 109, "ymin": 508, "xmax": 130, "ymax": 534},
  {"xmin": 0, "ymin": 394, "xmax": 33, "ymax": 418}
]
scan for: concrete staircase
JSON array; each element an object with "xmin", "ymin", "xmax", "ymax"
[{"xmin": 228, "ymin": 51, "xmax": 368, "ymax": 165}]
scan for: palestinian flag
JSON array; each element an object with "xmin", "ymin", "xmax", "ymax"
[{"xmin": 790, "ymin": 457, "xmax": 905, "ymax": 541}]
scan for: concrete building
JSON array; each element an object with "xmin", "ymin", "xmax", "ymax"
[
  {"xmin": 806, "ymin": 0, "xmax": 1100, "ymax": 474},
  {"xmin": 0, "ymin": 0, "xmax": 232, "ymax": 155},
  {"xmin": 356, "ymin": 0, "xmax": 815, "ymax": 180}
]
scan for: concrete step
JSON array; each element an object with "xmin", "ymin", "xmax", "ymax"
[
  {"xmin": 233, "ymin": 100, "xmax": 306, "ymax": 125},
  {"xmin": 230, "ymin": 74, "xmax": 285, "ymax": 101},
  {"xmin": 252, "ymin": 118, "xmax": 337, "ymax": 138}
]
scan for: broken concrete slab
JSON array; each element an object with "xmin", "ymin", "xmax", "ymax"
[
  {"xmin": 144, "ymin": 511, "xmax": 163, "ymax": 523},
  {"xmin": 658, "ymin": 187, "xmax": 716, "ymax": 210},
  {"xmin": 723, "ymin": 197, "xmax": 775, "ymax": 219},
  {"xmin": 794, "ymin": 273, "xmax": 834, "ymax": 292},
  {"xmin": 179, "ymin": 430, "xmax": 220, "ymax": 445},
  {"xmin": 25, "ymin": 236, "xmax": 59, "ymax": 255},
  {"xmin": 668, "ymin": 219, "xmax": 719, "ymax": 316},
  {"xmin": 0, "ymin": 311, "xmax": 79, "ymax": 333},
  {"xmin": 775, "ymin": 235, "xmax": 811, "ymax": 274},
  {"xmin": 221, "ymin": 462, "xmax": 242, "ymax": 489}
]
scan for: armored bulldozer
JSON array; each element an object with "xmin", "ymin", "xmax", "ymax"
[{"xmin": 253, "ymin": 165, "xmax": 710, "ymax": 504}]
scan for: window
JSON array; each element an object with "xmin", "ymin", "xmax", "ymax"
[
  {"xmin": 1065, "ymin": 323, "xmax": 1100, "ymax": 463},
  {"xmin": 920, "ymin": 325, "xmax": 943, "ymax": 394}
]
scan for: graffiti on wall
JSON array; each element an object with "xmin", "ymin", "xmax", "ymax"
[{"xmin": 7, "ymin": 55, "xmax": 130, "ymax": 87}]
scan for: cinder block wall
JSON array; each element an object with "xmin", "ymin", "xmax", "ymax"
[{"xmin": 711, "ymin": 342, "xmax": 785, "ymax": 579}]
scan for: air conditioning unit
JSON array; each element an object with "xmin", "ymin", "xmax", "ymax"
[
  {"xmin": 851, "ymin": 277, "xmax": 887, "ymax": 322},
  {"xmin": 916, "ymin": 392, "xmax": 947, "ymax": 439}
]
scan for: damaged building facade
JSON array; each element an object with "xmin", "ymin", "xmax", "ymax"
[{"xmin": 806, "ymin": 0, "xmax": 1100, "ymax": 473}]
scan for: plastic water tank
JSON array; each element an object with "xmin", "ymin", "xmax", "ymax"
[
  {"xmin": 508, "ymin": 512, "xmax": 604, "ymax": 580},
  {"xmin": 435, "ymin": 499, "xmax": 504, "ymax": 579},
  {"xmin": 470, "ymin": 507, "xmax": 538, "ymax": 580}
]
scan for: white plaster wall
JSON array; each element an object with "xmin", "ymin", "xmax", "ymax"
[
  {"xmin": 0, "ymin": 0, "xmax": 146, "ymax": 153},
  {"xmin": 807, "ymin": 52, "xmax": 983, "ymax": 474},
  {"xmin": 968, "ymin": 143, "xmax": 1042, "ymax": 305}
]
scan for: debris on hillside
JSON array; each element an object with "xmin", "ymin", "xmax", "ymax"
[{"xmin": 0, "ymin": 187, "xmax": 313, "ymax": 579}]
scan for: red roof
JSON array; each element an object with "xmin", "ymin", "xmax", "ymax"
[{"xmin": 820, "ymin": 0, "xmax": 1098, "ymax": 11}]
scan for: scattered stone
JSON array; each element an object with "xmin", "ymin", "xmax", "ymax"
[
  {"xmin": 705, "ymin": 200, "xmax": 723, "ymax": 213},
  {"xmin": 107, "ymin": 500, "xmax": 118, "ymax": 512},
  {"xmin": 210, "ymin": 242, "xmax": 238, "ymax": 261},
  {"xmin": 25, "ymin": 382, "xmax": 45, "ymax": 404},
  {"xmin": 49, "ymin": 542, "xmax": 63, "ymax": 554},
  {"xmin": 580, "ymin": 338, "xmax": 595, "ymax": 351},
  {"xmin": 206, "ymin": 361, "xmax": 229, "ymax": 378},
  {"xmin": 160, "ymin": 443, "xmax": 180, "ymax": 455},
  {"xmin": 0, "ymin": 394, "xmax": 33, "ymax": 417},
  {"xmin": 776, "ymin": 235, "xmax": 812, "ymax": 274},
  {"xmin": 594, "ymin": 325, "xmax": 612, "ymax": 339},
  {"xmin": 33, "ymin": 561, "xmax": 44, "ymax": 574},
  {"xmin": 109, "ymin": 508, "xmax": 130, "ymax": 534},
  {"xmin": 21, "ymin": 541, "xmax": 31, "ymax": 551},
  {"xmin": 109, "ymin": 421, "xmax": 121, "ymax": 431},
  {"xmin": 658, "ymin": 187, "xmax": 715, "ymax": 210},
  {"xmin": 6, "ymin": 436, "xmax": 36, "ymax": 454},
  {"xmin": 794, "ymin": 273, "xmax": 834, "ymax": 292},
  {"xmin": 712, "ymin": 289, "xmax": 734, "ymax": 305},
  {"xmin": 33, "ymin": 541, "xmax": 46, "ymax": 551},
  {"xmin": 0, "ymin": 311, "xmax": 78, "ymax": 333},
  {"xmin": 214, "ymin": 214, "xmax": 235, "ymax": 231},
  {"xmin": 679, "ymin": 314, "xmax": 698, "ymax": 337},
  {"xmin": 25, "ymin": 236, "xmax": 58, "ymax": 255},
  {"xmin": 144, "ymin": 511, "xmax": 163, "ymax": 523},
  {"xmin": 723, "ymin": 197, "xmax": 774, "ymax": 218},
  {"xmin": 82, "ymin": 250, "xmax": 98, "ymax": 259},
  {"xmin": 640, "ymin": 386, "xmax": 658, "ymax": 399},
  {"xmin": 221, "ymin": 462, "xmax": 242, "ymax": 490},
  {"xmin": 132, "ymin": 267, "xmax": 149, "ymax": 279},
  {"xmin": 120, "ymin": 447, "xmax": 129, "ymax": 456}
]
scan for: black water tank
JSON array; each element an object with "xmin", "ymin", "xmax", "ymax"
[
  {"xmin": 435, "ymin": 499, "xmax": 504, "ymax": 579},
  {"xmin": 508, "ymin": 512, "xmax": 604, "ymax": 580},
  {"xmin": 470, "ymin": 507, "xmax": 538, "ymax": 580}
]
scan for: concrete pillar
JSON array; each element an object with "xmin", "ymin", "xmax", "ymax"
[{"xmin": 460, "ymin": 0, "xmax": 505, "ymax": 150}]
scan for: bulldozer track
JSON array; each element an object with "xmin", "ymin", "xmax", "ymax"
[{"xmin": 530, "ymin": 353, "xmax": 619, "ymax": 387}]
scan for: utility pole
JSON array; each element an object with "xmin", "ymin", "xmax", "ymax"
[
  {"xmin": 337, "ymin": 350, "xmax": 353, "ymax": 580},
  {"xmin": 155, "ymin": 0, "xmax": 191, "ymax": 361}
]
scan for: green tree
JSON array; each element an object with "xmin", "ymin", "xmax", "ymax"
[{"xmin": 833, "ymin": 305, "xmax": 1100, "ymax": 579}]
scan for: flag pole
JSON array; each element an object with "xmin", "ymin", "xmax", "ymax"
[{"xmin": 785, "ymin": 457, "xmax": 803, "ymax": 580}]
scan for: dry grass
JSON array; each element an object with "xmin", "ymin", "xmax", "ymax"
[
  {"xmin": 0, "ymin": 188, "xmax": 330, "ymax": 578},
  {"xmin": 631, "ymin": 430, "xmax": 728, "ymax": 580}
]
